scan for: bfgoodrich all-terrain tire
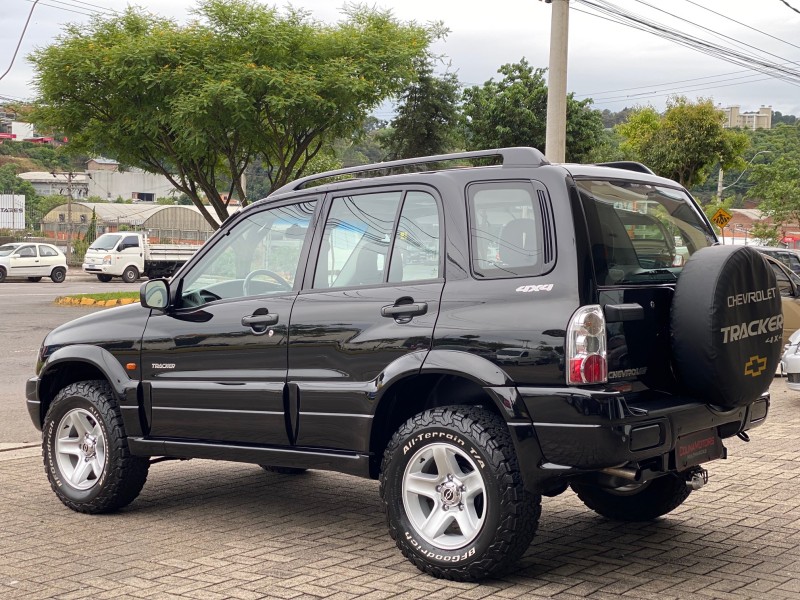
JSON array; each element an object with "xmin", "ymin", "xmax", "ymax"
[
  {"xmin": 571, "ymin": 473, "xmax": 691, "ymax": 522},
  {"xmin": 42, "ymin": 380, "xmax": 149, "ymax": 514},
  {"xmin": 380, "ymin": 406, "xmax": 540, "ymax": 581}
]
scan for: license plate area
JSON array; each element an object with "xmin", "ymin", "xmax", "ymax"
[{"xmin": 675, "ymin": 428, "xmax": 723, "ymax": 469}]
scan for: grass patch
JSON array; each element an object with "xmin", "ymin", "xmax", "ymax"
[{"xmin": 67, "ymin": 292, "xmax": 140, "ymax": 301}]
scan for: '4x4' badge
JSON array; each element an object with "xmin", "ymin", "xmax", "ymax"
[{"xmin": 516, "ymin": 284, "xmax": 554, "ymax": 293}]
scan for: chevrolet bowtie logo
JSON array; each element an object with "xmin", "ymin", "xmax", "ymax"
[{"xmin": 744, "ymin": 355, "xmax": 768, "ymax": 378}]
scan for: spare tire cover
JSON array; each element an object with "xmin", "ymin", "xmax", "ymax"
[{"xmin": 671, "ymin": 246, "xmax": 782, "ymax": 408}]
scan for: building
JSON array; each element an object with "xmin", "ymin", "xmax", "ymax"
[
  {"xmin": 18, "ymin": 159, "xmax": 176, "ymax": 202},
  {"xmin": 39, "ymin": 202, "xmax": 232, "ymax": 244},
  {"xmin": 16, "ymin": 172, "xmax": 90, "ymax": 198},
  {"xmin": 720, "ymin": 208, "xmax": 800, "ymax": 249},
  {"xmin": 721, "ymin": 105, "xmax": 772, "ymax": 130},
  {"xmin": 0, "ymin": 120, "xmax": 35, "ymax": 142}
]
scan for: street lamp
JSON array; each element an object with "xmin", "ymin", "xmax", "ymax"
[{"xmin": 717, "ymin": 150, "xmax": 772, "ymax": 201}]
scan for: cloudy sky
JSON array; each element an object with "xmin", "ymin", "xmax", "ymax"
[{"xmin": 2, "ymin": 0, "xmax": 800, "ymax": 116}]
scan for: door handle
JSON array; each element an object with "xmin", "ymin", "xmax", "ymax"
[
  {"xmin": 381, "ymin": 302, "xmax": 428, "ymax": 318},
  {"xmin": 242, "ymin": 313, "xmax": 279, "ymax": 327}
]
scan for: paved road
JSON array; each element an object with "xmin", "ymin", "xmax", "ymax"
[
  {"xmin": 2, "ymin": 276, "xmax": 799, "ymax": 597},
  {"xmin": 0, "ymin": 382, "xmax": 798, "ymax": 598},
  {"xmin": 0, "ymin": 273, "xmax": 135, "ymax": 442}
]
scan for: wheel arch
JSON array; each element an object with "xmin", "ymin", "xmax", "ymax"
[
  {"xmin": 36, "ymin": 345, "xmax": 139, "ymax": 430},
  {"xmin": 367, "ymin": 349, "xmax": 523, "ymax": 479}
]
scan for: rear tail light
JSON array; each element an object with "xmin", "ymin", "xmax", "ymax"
[{"xmin": 567, "ymin": 305, "xmax": 607, "ymax": 385}]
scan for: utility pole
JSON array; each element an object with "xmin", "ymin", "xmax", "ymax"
[
  {"xmin": 65, "ymin": 171, "xmax": 74, "ymax": 264},
  {"xmin": 545, "ymin": 0, "xmax": 569, "ymax": 163}
]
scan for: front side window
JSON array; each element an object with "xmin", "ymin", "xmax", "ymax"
[
  {"xmin": 180, "ymin": 201, "xmax": 316, "ymax": 307},
  {"xmin": 577, "ymin": 179, "xmax": 716, "ymax": 285},
  {"xmin": 121, "ymin": 235, "xmax": 140, "ymax": 249},
  {"xmin": 18, "ymin": 245, "xmax": 37, "ymax": 257},
  {"xmin": 468, "ymin": 182, "xmax": 548, "ymax": 278}
]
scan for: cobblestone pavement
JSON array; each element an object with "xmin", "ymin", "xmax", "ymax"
[{"xmin": 1, "ymin": 383, "xmax": 798, "ymax": 600}]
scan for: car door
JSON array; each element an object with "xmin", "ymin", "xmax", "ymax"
[
  {"xmin": 10, "ymin": 244, "xmax": 39, "ymax": 277},
  {"xmin": 117, "ymin": 234, "xmax": 142, "ymax": 271},
  {"xmin": 287, "ymin": 188, "xmax": 444, "ymax": 451},
  {"xmin": 140, "ymin": 199, "xmax": 318, "ymax": 445}
]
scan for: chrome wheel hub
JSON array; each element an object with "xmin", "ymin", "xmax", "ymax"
[
  {"xmin": 54, "ymin": 408, "xmax": 107, "ymax": 491},
  {"xmin": 402, "ymin": 442, "xmax": 487, "ymax": 550}
]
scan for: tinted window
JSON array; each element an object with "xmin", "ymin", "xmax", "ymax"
[
  {"xmin": 314, "ymin": 191, "xmax": 402, "ymax": 289},
  {"xmin": 121, "ymin": 236, "xmax": 140, "ymax": 249},
  {"xmin": 468, "ymin": 182, "xmax": 547, "ymax": 278},
  {"xmin": 577, "ymin": 179, "xmax": 716, "ymax": 285},
  {"xmin": 388, "ymin": 191, "xmax": 441, "ymax": 283},
  {"xmin": 181, "ymin": 201, "xmax": 316, "ymax": 306}
]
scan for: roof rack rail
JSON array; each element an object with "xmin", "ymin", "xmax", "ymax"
[
  {"xmin": 595, "ymin": 161, "xmax": 655, "ymax": 175},
  {"xmin": 269, "ymin": 147, "xmax": 549, "ymax": 196}
]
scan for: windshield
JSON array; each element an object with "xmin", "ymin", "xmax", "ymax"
[
  {"xmin": 577, "ymin": 179, "xmax": 716, "ymax": 285},
  {"xmin": 89, "ymin": 234, "xmax": 122, "ymax": 251},
  {"xmin": 0, "ymin": 244, "xmax": 20, "ymax": 257}
]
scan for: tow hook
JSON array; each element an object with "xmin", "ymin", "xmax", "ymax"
[{"xmin": 686, "ymin": 467, "xmax": 709, "ymax": 491}]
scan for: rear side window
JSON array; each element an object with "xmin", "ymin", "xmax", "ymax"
[
  {"xmin": 577, "ymin": 179, "xmax": 716, "ymax": 285},
  {"xmin": 468, "ymin": 182, "xmax": 552, "ymax": 278},
  {"xmin": 39, "ymin": 245, "xmax": 59, "ymax": 257}
]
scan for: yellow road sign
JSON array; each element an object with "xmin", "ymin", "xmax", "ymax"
[{"xmin": 711, "ymin": 208, "xmax": 732, "ymax": 229}]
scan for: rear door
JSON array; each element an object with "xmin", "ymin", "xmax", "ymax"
[
  {"xmin": 287, "ymin": 187, "xmax": 444, "ymax": 451},
  {"xmin": 575, "ymin": 178, "xmax": 717, "ymax": 389}
]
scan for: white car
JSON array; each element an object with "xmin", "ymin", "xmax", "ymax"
[
  {"xmin": 781, "ymin": 329, "xmax": 800, "ymax": 390},
  {"xmin": 0, "ymin": 242, "xmax": 68, "ymax": 283}
]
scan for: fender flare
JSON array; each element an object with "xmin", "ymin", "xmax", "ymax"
[{"xmin": 38, "ymin": 345, "xmax": 140, "ymax": 432}]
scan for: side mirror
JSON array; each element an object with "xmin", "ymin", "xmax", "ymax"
[{"xmin": 141, "ymin": 279, "xmax": 170, "ymax": 310}]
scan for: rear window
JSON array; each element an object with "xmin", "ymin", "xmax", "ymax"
[
  {"xmin": 577, "ymin": 179, "xmax": 715, "ymax": 285},
  {"xmin": 468, "ymin": 181, "xmax": 552, "ymax": 278}
]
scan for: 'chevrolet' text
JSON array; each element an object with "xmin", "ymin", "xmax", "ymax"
[{"xmin": 727, "ymin": 287, "xmax": 777, "ymax": 307}]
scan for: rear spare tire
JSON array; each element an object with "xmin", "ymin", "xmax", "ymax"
[{"xmin": 671, "ymin": 246, "xmax": 782, "ymax": 408}]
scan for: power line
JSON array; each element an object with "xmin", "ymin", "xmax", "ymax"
[
  {"xmin": 778, "ymin": 0, "xmax": 800, "ymax": 15},
  {"xmin": 572, "ymin": 1, "xmax": 800, "ymax": 87},
  {"xmin": 682, "ymin": 0, "xmax": 800, "ymax": 52},
  {"xmin": 1, "ymin": 0, "xmax": 42, "ymax": 83}
]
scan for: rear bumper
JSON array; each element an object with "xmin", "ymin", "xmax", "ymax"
[{"xmin": 518, "ymin": 386, "xmax": 769, "ymax": 471}]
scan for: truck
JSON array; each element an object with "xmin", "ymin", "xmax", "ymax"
[{"xmin": 82, "ymin": 232, "xmax": 199, "ymax": 282}]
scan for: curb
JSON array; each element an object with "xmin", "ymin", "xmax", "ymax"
[{"xmin": 54, "ymin": 296, "xmax": 139, "ymax": 307}]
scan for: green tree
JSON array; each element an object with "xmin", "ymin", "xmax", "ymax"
[
  {"xmin": 748, "ymin": 156, "xmax": 800, "ymax": 230},
  {"xmin": 460, "ymin": 58, "xmax": 603, "ymax": 162},
  {"xmin": 0, "ymin": 164, "xmax": 37, "ymax": 201},
  {"xmin": 30, "ymin": 0, "xmax": 438, "ymax": 229},
  {"xmin": 616, "ymin": 97, "xmax": 748, "ymax": 188},
  {"xmin": 382, "ymin": 59, "xmax": 461, "ymax": 159}
]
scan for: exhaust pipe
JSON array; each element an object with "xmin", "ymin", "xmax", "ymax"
[{"xmin": 600, "ymin": 466, "xmax": 641, "ymax": 482}]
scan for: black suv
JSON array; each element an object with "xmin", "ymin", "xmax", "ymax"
[{"xmin": 27, "ymin": 148, "xmax": 781, "ymax": 581}]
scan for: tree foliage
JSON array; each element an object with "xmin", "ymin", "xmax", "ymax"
[
  {"xmin": 29, "ymin": 0, "xmax": 437, "ymax": 228},
  {"xmin": 748, "ymin": 154, "xmax": 800, "ymax": 229},
  {"xmin": 460, "ymin": 58, "xmax": 603, "ymax": 163},
  {"xmin": 616, "ymin": 97, "xmax": 748, "ymax": 188},
  {"xmin": 381, "ymin": 59, "xmax": 461, "ymax": 159}
]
